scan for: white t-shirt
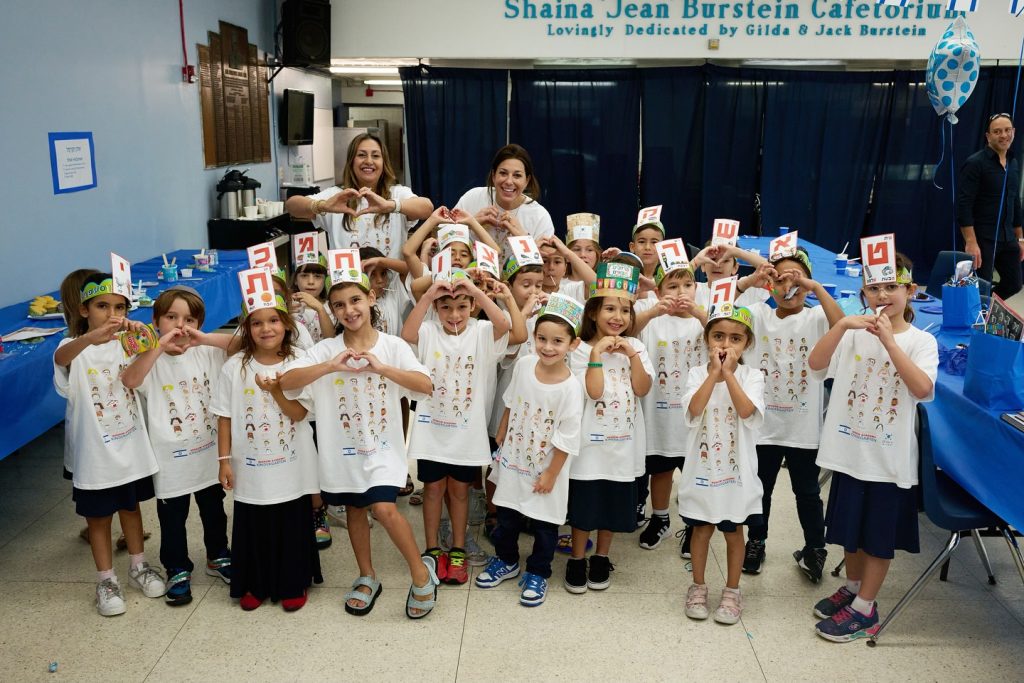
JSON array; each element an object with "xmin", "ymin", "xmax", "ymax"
[
  {"xmin": 310, "ymin": 184, "xmax": 417, "ymax": 259},
  {"xmin": 694, "ymin": 281, "xmax": 770, "ymax": 312},
  {"xmin": 489, "ymin": 315, "xmax": 538, "ymax": 437},
  {"xmin": 557, "ymin": 278, "xmax": 587, "ymax": 303},
  {"xmin": 408, "ymin": 318, "xmax": 509, "ymax": 465},
  {"xmin": 53, "ymin": 339, "xmax": 158, "ymax": 490},
  {"xmin": 284, "ymin": 334, "xmax": 429, "ymax": 493},
  {"xmin": 293, "ymin": 321, "xmax": 315, "ymax": 351},
  {"xmin": 639, "ymin": 315, "xmax": 707, "ymax": 457},
  {"xmin": 294, "ymin": 305, "xmax": 329, "ymax": 345},
  {"xmin": 135, "ymin": 346, "xmax": 225, "ymax": 498},
  {"xmin": 374, "ymin": 272, "xmax": 413, "ymax": 336},
  {"xmin": 746, "ymin": 304, "xmax": 830, "ymax": 449},
  {"xmin": 454, "ymin": 187, "xmax": 555, "ymax": 262},
  {"xmin": 211, "ymin": 354, "xmax": 319, "ymax": 505},
  {"xmin": 678, "ymin": 364, "xmax": 766, "ymax": 524},
  {"xmin": 813, "ymin": 327, "xmax": 938, "ymax": 488},
  {"xmin": 568, "ymin": 337, "xmax": 654, "ymax": 481},
  {"xmin": 493, "ymin": 356, "xmax": 583, "ymax": 524}
]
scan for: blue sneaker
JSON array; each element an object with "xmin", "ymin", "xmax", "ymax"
[
  {"xmin": 813, "ymin": 585, "xmax": 856, "ymax": 619},
  {"xmin": 518, "ymin": 572, "xmax": 547, "ymax": 607},
  {"xmin": 206, "ymin": 553, "xmax": 231, "ymax": 584},
  {"xmin": 164, "ymin": 570, "xmax": 192, "ymax": 606},
  {"xmin": 815, "ymin": 605, "xmax": 880, "ymax": 643},
  {"xmin": 474, "ymin": 557, "xmax": 521, "ymax": 588}
]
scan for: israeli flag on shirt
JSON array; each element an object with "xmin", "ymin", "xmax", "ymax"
[
  {"xmin": 1012, "ymin": 0, "xmax": 1024, "ymax": 15},
  {"xmin": 946, "ymin": 0, "xmax": 977, "ymax": 11}
]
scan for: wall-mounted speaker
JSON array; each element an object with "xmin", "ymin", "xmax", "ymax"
[{"xmin": 282, "ymin": 0, "xmax": 331, "ymax": 67}]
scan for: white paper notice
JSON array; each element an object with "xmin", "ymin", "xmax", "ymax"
[{"xmin": 54, "ymin": 138, "xmax": 94, "ymax": 191}]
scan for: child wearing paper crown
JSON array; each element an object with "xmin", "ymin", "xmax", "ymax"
[
  {"xmin": 808, "ymin": 250, "xmax": 937, "ymax": 643},
  {"xmin": 53, "ymin": 271, "xmax": 167, "ymax": 617},
  {"xmin": 565, "ymin": 212, "xmax": 601, "ymax": 283},
  {"xmin": 119, "ymin": 286, "xmax": 239, "ymax": 606},
  {"xmin": 402, "ymin": 206, "xmax": 501, "ymax": 302},
  {"xmin": 291, "ymin": 257, "xmax": 336, "ymax": 344},
  {"xmin": 211, "ymin": 277, "xmax": 321, "ymax": 612},
  {"xmin": 279, "ymin": 264, "xmax": 442, "ymax": 618},
  {"xmin": 564, "ymin": 262, "xmax": 654, "ymax": 594},
  {"xmin": 680, "ymin": 298, "xmax": 765, "ymax": 626},
  {"xmin": 739, "ymin": 244, "xmax": 844, "ymax": 582},
  {"xmin": 478, "ymin": 294, "xmax": 585, "ymax": 606},
  {"xmin": 630, "ymin": 249, "xmax": 708, "ymax": 554},
  {"xmin": 359, "ymin": 246, "xmax": 414, "ymax": 336},
  {"xmin": 401, "ymin": 270, "xmax": 524, "ymax": 586},
  {"xmin": 691, "ymin": 235, "xmax": 773, "ymax": 311}
]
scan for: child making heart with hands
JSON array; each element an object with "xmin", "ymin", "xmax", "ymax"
[{"xmin": 679, "ymin": 307, "xmax": 765, "ymax": 626}]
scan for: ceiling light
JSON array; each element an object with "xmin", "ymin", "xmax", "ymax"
[
  {"xmin": 363, "ymin": 79, "xmax": 403, "ymax": 86},
  {"xmin": 329, "ymin": 66, "xmax": 400, "ymax": 75}
]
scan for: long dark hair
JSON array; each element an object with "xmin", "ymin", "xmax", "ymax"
[
  {"xmin": 341, "ymin": 132, "xmax": 397, "ymax": 232},
  {"xmin": 236, "ymin": 307, "xmax": 299, "ymax": 377},
  {"xmin": 485, "ymin": 144, "xmax": 541, "ymax": 201},
  {"xmin": 60, "ymin": 268, "xmax": 100, "ymax": 337},
  {"xmin": 579, "ymin": 295, "xmax": 636, "ymax": 343},
  {"xmin": 327, "ymin": 282, "xmax": 382, "ymax": 333}
]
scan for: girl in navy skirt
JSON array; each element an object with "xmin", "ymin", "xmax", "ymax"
[
  {"xmin": 808, "ymin": 252, "xmax": 938, "ymax": 642},
  {"xmin": 565, "ymin": 261, "xmax": 653, "ymax": 593},
  {"xmin": 280, "ymin": 267, "xmax": 441, "ymax": 619},
  {"xmin": 212, "ymin": 278, "xmax": 321, "ymax": 611},
  {"xmin": 54, "ymin": 271, "xmax": 166, "ymax": 616}
]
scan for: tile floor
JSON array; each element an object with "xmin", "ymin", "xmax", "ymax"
[{"xmin": 0, "ymin": 425, "xmax": 1022, "ymax": 682}]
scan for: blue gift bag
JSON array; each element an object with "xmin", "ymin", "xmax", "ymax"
[
  {"xmin": 963, "ymin": 330, "xmax": 1024, "ymax": 411},
  {"xmin": 941, "ymin": 284, "xmax": 981, "ymax": 329}
]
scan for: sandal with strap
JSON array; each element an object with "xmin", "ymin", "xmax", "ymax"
[
  {"xmin": 398, "ymin": 475, "xmax": 415, "ymax": 497},
  {"xmin": 405, "ymin": 555, "xmax": 440, "ymax": 619},
  {"xmin": 344, "ymin": 575, "xmax": 383, "ymax": 616},
  {"xmin": 408, "ymin": 488, "xmax": 424, "ymax": 506}
]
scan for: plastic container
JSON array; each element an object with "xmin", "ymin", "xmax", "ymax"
[{"xmin": 161, "ymin": 264, "xmax": 178, "ymax": 282}]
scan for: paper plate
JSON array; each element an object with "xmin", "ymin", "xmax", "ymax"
[{"xmin": 27, "ymin": 312, "xmax": 64, "ymax": 320}]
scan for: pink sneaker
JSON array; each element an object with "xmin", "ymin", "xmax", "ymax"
[
  {"xmin": 685, "ymin": 583, "xmax": 709, "ymax": 620},
  {"xmin": 714, "ymin": 588, "xmax": 743, "ymax": 625}
]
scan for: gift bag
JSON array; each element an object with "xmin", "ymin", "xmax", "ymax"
[
  {"xmin": 941, "ymin": 284, "xmax": 981, "ymax": 329},
  {"xmin": 963, "ymin": 330, "xmax": 1024, "ymax": 411}
]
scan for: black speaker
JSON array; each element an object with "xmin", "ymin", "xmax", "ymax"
[{"xmin": 282, "ymin": 0, "xmax": 331, "ymax": 67}]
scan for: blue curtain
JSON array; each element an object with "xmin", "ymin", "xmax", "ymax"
[
  {"xmin": 700, "ymin": 66, "xmax": 766, "ymax": 243},
  {"xmin": 869, "ymin": 67, "xmax": 1024, "ymax": 282},
  {"xmin": 510, "ymin": 69, "xmax": 641, "ymax": 248},
  {"xmin": 760, "ymin": 70, "xmax": 892, "ymax": 254},
  {"xmin": 639, "ymin": 67, "xmax": 705, "ymax": 247},
  {"xmin": 400, "ymin": 66, "xmax": 508, "ymax": 206}
]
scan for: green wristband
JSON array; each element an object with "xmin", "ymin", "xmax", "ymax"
[{"xmin": 587, "ymin": 362, "xmax": 603, "ymax": 368}]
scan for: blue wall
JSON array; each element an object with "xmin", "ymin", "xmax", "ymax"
[{"xmin": 0, "ymin": 0, "xmax": 283, "ymax": 306}]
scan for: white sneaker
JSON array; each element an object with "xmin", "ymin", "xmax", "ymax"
[
  {"xmin": 465, "ymin": 534, "xmax": 489, "ymax": 567},
  {"xmin": 713, "ymin": 588, "xmax": 743, "ymax": 625},
  {"xmin": 685, "ymin": 582, "xmax": 709, "ymax": 620},
  {"xmin": 96, "ymin": 578, "xmax": 126, "ymax": 617},
  {"xmin": 128, "ymin": 562, "xmax": 167, "ymax": 598}
]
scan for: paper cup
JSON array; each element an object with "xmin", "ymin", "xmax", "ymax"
[
  {"xmin": 834, "ymin": 257, "xmax": 848, "ymax": 275},
  {"xmin": 822, "ymin": 283, "xmax": 838, "ymax": 297},
  {"xmin": 778, "ymin": 226, "xmax": 790, "ymax": 235},
  {"xmin": 194, "ymin": 254, "xmax": 211, "ymax": 270},
  {"xmin": 846, "ymin": 265, "xmax": 862, "ymax": 277},
  {"xmin": 243, "ymin": 206, "xmax": 258, "ymax": 219},
  {"xmin": 161, "ymin": 264, "xmax": 178, "ymax": 282},
  {"xmin": 840, "ymin": 289, "xmax": 857, "ymax": 299},
  {"xmin": 180, "ymin": 268, "xmax": 193, "ymax": 278}
]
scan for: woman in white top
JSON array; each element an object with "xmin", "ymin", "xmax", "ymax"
[
  {"xmin": 454, "ymin": 144, "xmax": 555, "ymax": 261},
  {"xmin": 285, "ymin": 132, "xmax": 433, "ymax": 261}
]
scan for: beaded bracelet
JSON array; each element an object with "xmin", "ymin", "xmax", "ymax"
[{"xmin": 217, "ymin": 456, "xmax": 231, "ymax": 461}]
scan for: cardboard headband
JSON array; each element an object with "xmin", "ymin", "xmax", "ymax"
[
  {"xmin": 538, "ymin": 292, "xmax": 584, "ymax": 333},
  {"xmin": 706, "ymin": 304, "xmax": 754, "ymax": 334},
  {"xmin": 895, "ymin": 267, "xmax": 913, "ymax": 285},
  {"xmin": 438, "ymin": 224, "xmax": 472, "ymax": 251},
  {"xmin": 653, "ymin": 264, "xmax": 695, "ymax": 287},
  {"xmin": 81, "ymin": 278, "xmax": 128, "ymax": 304},
  {"xmin": 240, "ymin": 293, "xmax": 290, "ymax": 318},
  {"xmin": 632, "ymin": 220, "xmax": 665, "ymax": 238},
  {"xmin": 591, "ymin": 261, "xmax": 640, "ymax": 302},
  {"xmin": 769, "ymin": 249, "xmax": 813, "ymax": 277},
  {"xmin": 502, "ymin": 254, "xmax": 541, "ymax": 281},
  {"xmin": 566, "ymin": 212, "xmax": 601, "ymax": 245}
]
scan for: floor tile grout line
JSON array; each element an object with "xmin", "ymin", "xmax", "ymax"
[
  {"xmin": 142, "ymin": 582, "xmax": 217, "ymax": 682},
  {"xmin": 452, "ymin": 576, "xmax": 473, "ymax": 683},
  {"xmin": 0, "ymin": 489, "xmax": 71, "ymax": 553}
]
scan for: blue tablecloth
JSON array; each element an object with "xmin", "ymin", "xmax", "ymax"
[
  {"xmin": 0, "ymin": 249, "xmax": 247, "ymax": 460},
  {"xmin": 738, "ymin": 236, "xmax": 1024, "ymax": 531}
]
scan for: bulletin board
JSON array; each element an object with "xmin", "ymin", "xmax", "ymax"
[{"xmin": 197, "ymin": 21, "xmax": 271, "ymax": 168}]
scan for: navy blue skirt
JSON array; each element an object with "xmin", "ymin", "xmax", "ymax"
[
  {"xmin": 567, "ymin": 478, "xmax": 637, "ymax": 533},
  {"xmin": 646, "ymin": 455, "xmax": 685, "ymax": 475},
  {"xmin": 682, "ymin": 514, "xmax": 763, "ymax": 533},
  {"xmin": 322, "ymin": 486, "xmax": 399, "ymax": 508},
  {"xmin": 824, "ymin": 471, "xmax": 919, "ymax": 560},
  {"xmin": 73, "ymin": 475, "xmax": 155, "ymax": 518}
]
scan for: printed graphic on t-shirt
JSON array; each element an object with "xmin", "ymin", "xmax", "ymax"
[
  {"xmin": 500, "ymin": 394, "xmax": 556, "ymax": 476},
  {"xmin": 332, "ymin": 373, "xmax": 393, "ymax": 455},
  {"xmin": 88, "ymin": 362, "xmax": 141, "ymax": 443},
  {"xmin": 161, "ymin": 370, "xmax": 217, "ymax": 459},
  {"xmin": 241, "ymin": 382, "xmax": 299, "ymax": 468},
  {"xmin": 758, "ymin": 333, "xmax": 812, "ymax": 416},
  {"xmin": 587, "ymin": 366, "xmax": 637, "ymax": 444},
  {"xmin": 350, "ymin": 214, "xmax": 393, "ymax": 255},
  {"xmin": 417, "ymin": 351, "xmax": 478, "ymax": 429},
  {"xmin": 653, "ymin": 337, "xmax": 705, "ymax": 410},
  {"xmin": 694, "ymin": 405, "xmax": 744, "ymax": 488},
  {"xmin": 837, "ymin": 355, "xmax": 902, "ymax": 447}
]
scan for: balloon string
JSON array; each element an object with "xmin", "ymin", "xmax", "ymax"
[
  {"xmin": 949, "ymin": 118, "xmax": 957, "ymax": 279},
  {"xmin": 933, "ymin": 121, "xmax": 946, "ymax": 191}
]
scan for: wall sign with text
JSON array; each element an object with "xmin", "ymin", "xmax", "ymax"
[{"xmin": 48, "ymin": 132, "xmax": 97, "ymax": 195}]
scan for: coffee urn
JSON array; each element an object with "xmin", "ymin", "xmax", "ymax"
[{"xmin": 216, "ymin": 170, "xmax": 245, "ymax": 219}]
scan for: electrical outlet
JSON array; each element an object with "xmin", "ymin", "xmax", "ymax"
[{"xmin": 708, "ymin": 38, "xmax": 720, "ymax": 50}]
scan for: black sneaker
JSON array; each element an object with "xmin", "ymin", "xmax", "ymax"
[
  {"xmin": 794, "ymin": 546, "xmax": 827, "ymax": 583},
  {"xmin": 742, "ymin": 539, "xmax": 766, "ymax": 574},
  {"xmin": 587, "ymin": 554, "xmax": 614, "ymax": 590},
  {"xmin": 635, "ymin": 502, "xmax": 647, "ymax": 529},
  {"xmin": 563, "ymin": 557, "xmax": 588, "ymax": 594},
  {"xmin": 639, "ymin": 515, "xmax": 671, "ymax": 550},
  {"xmin": 677, "ymin": 525, "xmax": 693, "ymax": 559}
]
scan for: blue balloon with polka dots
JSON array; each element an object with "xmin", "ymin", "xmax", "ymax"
[{"xmin": 926, "ymin": 17, "xmax": 981, "ymax": 124}]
